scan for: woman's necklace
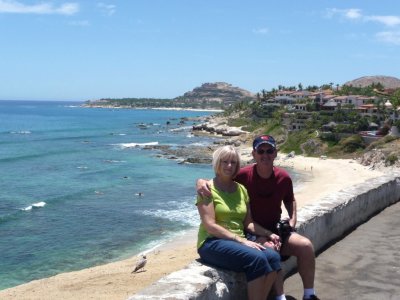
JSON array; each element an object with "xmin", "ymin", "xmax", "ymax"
[{"xmin": 213, "ymin": 177, "xmax": 237, "ymax": 193}]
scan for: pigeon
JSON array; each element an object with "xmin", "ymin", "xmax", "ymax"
[{"xmin": 132, "ymin": 254, "xmax": 147, "ymax": 273}]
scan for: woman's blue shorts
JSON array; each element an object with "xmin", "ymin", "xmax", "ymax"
[{"xmin": 198, "ymin": 237, "xmax": 281, "ymax": 282}]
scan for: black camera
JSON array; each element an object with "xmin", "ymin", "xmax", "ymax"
[{"xmin": 276, "ymin": 219, "xmax": 293, "ymax": 241}]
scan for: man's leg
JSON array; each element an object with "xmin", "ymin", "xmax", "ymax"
[{"xmin": 280, "ymin": 232, "xmax": 316, "ymax": 289}]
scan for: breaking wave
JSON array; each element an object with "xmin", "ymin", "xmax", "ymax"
[{"xmin": 116, "ymin": 142, "xmax": 159, "ymax": 149}]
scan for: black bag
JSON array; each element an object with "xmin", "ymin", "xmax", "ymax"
[{"xmin": 276, "ymin": 219, "xmax": 293, "ymax": 242}]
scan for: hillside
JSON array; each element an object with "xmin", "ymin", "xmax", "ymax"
[
  {"xmin": 177, "ymin": 82, "xmax": 255, "ymax": 105},
  {"xmin": 344, "ymin": 75, "xmax": 400, "ymax": 89}
]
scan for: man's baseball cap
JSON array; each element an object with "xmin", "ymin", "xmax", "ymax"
[{"xmin": 253, "ymin": 135, "xmax": 276, "ymax": 150}]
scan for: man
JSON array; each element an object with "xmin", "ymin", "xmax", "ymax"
[{"xmin": 197, "ymin": 135, "xmax": 319, "ymax": 300}]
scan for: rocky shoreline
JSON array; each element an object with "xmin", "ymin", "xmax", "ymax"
[{"xmin": 137, "ymin": 114, "xmax": 255, "ymax": 165}]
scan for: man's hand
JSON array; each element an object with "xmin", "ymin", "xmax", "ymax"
[
  {"xmin": 196, "ymin": 178, "xmax": 212, "ymax": 198},
  {"xmin": 269, "ymin": 233, "xmax": 281, "ymax": 245},
  {"xmin": 269, "ymin": 233, "xmax": 282, "ymax": 251},
  {"xmin": 255, "ymin": 235, "xmax": 282, "ymax": 251}
]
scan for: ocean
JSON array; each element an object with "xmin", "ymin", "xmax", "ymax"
[
  {"xmin": 0, "ymin": 100, "xmax": 302, "ymax": 291},
  {"xmin": 0, "ymin": 100, "xmax": 222, "ymax": 290}
]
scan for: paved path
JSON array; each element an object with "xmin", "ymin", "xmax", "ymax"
[{"xmin": 284, "ymin": 201, "xmax": 400, "ymax": 300}]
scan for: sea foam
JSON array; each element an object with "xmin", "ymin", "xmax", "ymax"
[
  {"xmin": 141, "ymin": 200, "xmax": 199, "ymax": 227},
  {"xmin": 10, "ymin": 130, "xmax": 31, "ymax": 135},
  {"xmin": 169, "ymin": 126, "xmax": 192, "ymax": 132},
  {"xmin": 117, "ymin": 142, "xmax": 159, "ymax": 148},
  {"xmin": 21, "ymin": 201, "xmax": 46, "ymax": 211}
]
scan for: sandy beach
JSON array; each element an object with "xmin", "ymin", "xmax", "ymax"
[{"xmin": 0, "ymin": 151, "xmax": 387, "ymax": 300}]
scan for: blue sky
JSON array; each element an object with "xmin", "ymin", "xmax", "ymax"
[{"xmin": 1, "ymin": 1, "xmax": 400, "ymax": 101}]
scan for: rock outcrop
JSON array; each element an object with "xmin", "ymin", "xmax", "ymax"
[
  {"xmin": 178, "ymin": 82, "xmax": 256, "ymax": 106},
  {"xmin": 192, "ymin": 123, "xmax": 248, "ymax": 137}
]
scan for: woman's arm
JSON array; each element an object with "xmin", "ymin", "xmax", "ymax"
[
  {"xmin": 244, "ymin": 205, "xmax": 281, "ymax": 249},
  {"xmin": 197, "ymin": 199, "xmax": 238, "ymax": 241},
  {"xmin": 197, "ymin": 194, "xmax": 265, "ymax": 250}
]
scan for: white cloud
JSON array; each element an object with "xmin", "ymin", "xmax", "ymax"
[
  {"xmin": 376, "ymin": 31, "xmax": 400, "ymax": 45},
  {"xmin": 97, "ymin": 2, "xmax": 116, "ymax": 16},
  {"xmin": 365, "ymin": 15, "xmax": 400, "ymax": 27},
  {"xmin": 0, "ymin": 0, "xmax": 79, "ymax": 15},
  {"xmin": 252, "ymin": 28, "xmax": 269, "ymax": 35},
  {"xmin": 327, "ymin": 7, "xmax": 400, "ymax": 27},
  {"xmin": 344, "ymin": 8, "xmax": 363, "ymax": 20},
  {"xmin": 326, "ymin": 8, "xmax": 362, "ymax": 20}
]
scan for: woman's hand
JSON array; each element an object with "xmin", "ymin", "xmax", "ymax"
[{"xmin": 240, "ymin": 239, "xmax": 266, "ymax": 251}]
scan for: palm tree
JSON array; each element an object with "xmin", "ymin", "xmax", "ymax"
[
  {"xmin": 390, "ymin": 89, "xmax": 400, "ymax": 121},
  {"xmin": 261, "ymin": 89, "xmax": 267, "ymax": 100},
  {"xmin": 375, "ymin": 98, "xmax": 385, "ymax": 122},
  {"xmin": 298, "ymin": 83, "xmax": 303, "ymax": 91}
]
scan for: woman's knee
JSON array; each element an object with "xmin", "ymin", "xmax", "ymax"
[
  {"xmin": 265, "ymin": 247, "xmax": 280, "ymax": 262},
  {"xmin": 248, "ymin": 251, "xmax": 272, "ymax": 270},
  {"xmin": 263, "ymin": 248, "xmax": 281, "ymax": 271},
  {"xmin": 254, "ymin": 248, "xmax": 281, "ymax": 270}
]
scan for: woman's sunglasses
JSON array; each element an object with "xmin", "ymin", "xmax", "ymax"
[{"xmin": 256, "ymin": 148, "xmax": 275, "ymax": 155}]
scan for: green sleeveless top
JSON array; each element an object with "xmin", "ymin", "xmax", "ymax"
[{"xmin": 196, "ymin": 182, "xmax": 249, "ymax": 249}]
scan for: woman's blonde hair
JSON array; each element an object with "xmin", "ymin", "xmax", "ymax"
[{"xmin": 212, "ymin": 145, "xmax": 241, "ymax": 177}]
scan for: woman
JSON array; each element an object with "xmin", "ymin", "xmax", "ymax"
[{"xmin": 196, "ymin": 145, "xmax": 281, "ymax": 300}]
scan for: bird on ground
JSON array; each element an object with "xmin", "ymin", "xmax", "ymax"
[{"xmin": 132, "ymin": 254, "xmax": 147, "ymax": 273}]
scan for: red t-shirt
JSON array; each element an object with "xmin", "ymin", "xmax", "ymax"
[{"xmin": 235, "ymin": 164, "xmax": 294, "ymax": 231}]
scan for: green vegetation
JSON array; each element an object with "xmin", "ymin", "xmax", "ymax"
[
  {"xmin": 280, "ymin": 130, "xmax": 312, "ymax": 154},
  {"xmin": 338, "ymin": 135, "xmax": 366, "ymax": 153},
  {"xmin": 336, "ymin": 82, "xmax": 384, "ymax": 96},
  {"xmin": 85, "ymin": 97, "xmax": 225, "ymax": 109},
  {"xmin": 367, "ymin": 134, "xmax": 398, "ymax": 149},
  {"xmin": 385, "ymin": 153, "xmax": 398, "ymax": 166}
]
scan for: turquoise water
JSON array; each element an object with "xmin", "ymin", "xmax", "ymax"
[{"xmin": 0, "ymin": 101, "xmax": 217, "ymax": 290}]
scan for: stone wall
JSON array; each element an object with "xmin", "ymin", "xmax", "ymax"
[{"xmin": 129, "ymin": 173, "xmax": 400, "ymax": 300}]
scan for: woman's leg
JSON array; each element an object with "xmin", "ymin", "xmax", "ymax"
[
  {"xmin": 248, "ymin": 271, "xmax": 277, "ymax": 300},
  {"xmin": 198, "ymin": 238, "xmax": 280, "ymax": 299},
  {"xmin": 198, "ymin": 238, "xmax": 274, "ymax": 279}
]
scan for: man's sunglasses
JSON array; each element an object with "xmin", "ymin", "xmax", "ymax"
[{"xmin": 256, "ymin": 148, "xmax": 275, "ymax": 155}]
